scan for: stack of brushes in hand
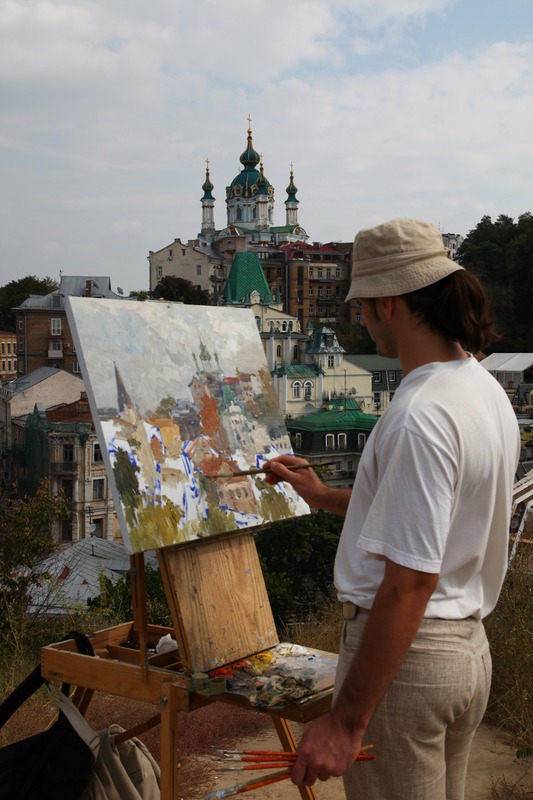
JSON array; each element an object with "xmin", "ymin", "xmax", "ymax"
[{"xmin": 203, "ymin": 746, "xmax": 374, "ymax": 799}]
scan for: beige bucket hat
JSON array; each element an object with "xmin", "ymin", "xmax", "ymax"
[{"xmin": 345, "ymin": 218, "xmax": 464, "ymax": 300}]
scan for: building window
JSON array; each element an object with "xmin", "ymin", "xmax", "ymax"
[
  {"xmin": 328, "ymin": 355, "xmax": 335, "ymax": 368},
  {"xmin": 335, "ymin": 305, "xmax": 341, "ymax": 315},
  {"xmin": 93, "ymin": 478, "xmax": 105, "ymax": 500},
  {"xmin": 157, "ymin": 266, "xmax": 163, "ymax": 280},
  {"xmin": 293, "ymin": 345, "xmax": 298, "ymax": 359},
  {"xmin": 50, "ymin": 339, "xmax": 62, "ymax": 351},
  {"xmin": 73, "ymin": 361, "xmax": 81, "ymax": 373},
  {"xmin": 18, "ymin": 320, "xmax": 23, "ymax": 331},
  {"xmin": 276, "ymin": 344, "xmax": 282, "ymax": 357},
  {"xmin": 51, "ymin": 318, "xmax": 62, "ymax": 335},
  {"xmin": 1, "ymin": 360, "xmax": 5, "ymax": 371},
  {"xmin": 388, "ymin": 371, "xmax": 397, "ymax": 383},
  {"xmin": 255, "ymin": 316, "xmax": 261, "ymax": 331},
  {"xmin": 318, "ymin": 269, "xmax": 323, "ymax": 279},
  {"xmin": 93, "ymin": 443, "xmax": 103, "ymax": 463},
  {"xmin": 63, "ymin": 443, "xmax": 74, "ymax": 462},
  {"xmin": 335, "ymin": 461, "xmax": 341, "ymax": 471},
  {"xmin": 373, "ymin": 391, "xmax": 381, "ymax": 405},
  {"xmin": 373, "ymin": 372, "xmax": 381, "ymax": 383},
  {"xmin": 326, "ymin": 287, "xmax": 331, "ymax": 298},
  {"xmin": 357, "ymin": 433, "xmax": 367, "ymax": 449},
  {"xmin": 309, "ymin": 305, "xmax": 314, "ymax": 314},
  {"xmin": 293, "ymin": 432, "xmax": 302, "ymax": 450},
  {"xmin": 308, "ymin": 287, "xmax": 314, "ymax": 296},
  {"xmin": 389, "ymin": 391, "xmax": 395, "ymax": 402},
  {"xmin": 292, "ymin": 381, "xmax": 302, "ymax": 398},
  {"xmin": 338, "ymin": 433, "xmax": 347, "ymax": 449},
  {"xmin": 326, "ymin": 269, "xmax": 331, "ymax": 279},
  {"xmin": 168, "ymin": 249, "xmax": 173, "ymax": 259},
  {"xmin": 309, "ymin": 268, "xmax": 314, "ymax": 279},
  {"xmin": 92, "ymin": 518, "xmax": 104, "ymax": 538},
  {"xmin": 196, "ymin": 265, "xmax": 202, "ymax": 275},
  {"xmin": 318, "ymin": 287, "xmax": 323, "ymax": 297},
  {"xmin": 347, "ymin": 460, "xmax": 353, "ymax": 470},
  {"xmin": 304, "ymin": 380, "xmax": 313, "ymax": 400},
  {"xmin": 61, "ymin": 519, "xmax": 73, "ymax": 542},
  {"xmin": 335, "ymin": 268, "xmax": 341, "ymax": 278},
  {"xmin": 325, "ymin": 434, "xmax": 335, "ymax": 450}
]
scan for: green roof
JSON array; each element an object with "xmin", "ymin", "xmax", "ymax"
[
  {"xmin": 287, "ymin": 397, "xmax": 379, "ymax": 433},
  {"xmin": 274, "ymin": 364, "xmax": 322, "ymax": 377},
  {"xmin": 222, "ymin": 252, "xmax": 273, "ymax": 305}
]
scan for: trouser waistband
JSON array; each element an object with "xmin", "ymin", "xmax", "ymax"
[{"xmin": 341, "ymin": 601, "xmax": 370, "ymax": 620}]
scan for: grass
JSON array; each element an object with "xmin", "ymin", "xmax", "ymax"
[{"xmin": 484, "ymin": 548, "xmax": 533, "ymax": 754}]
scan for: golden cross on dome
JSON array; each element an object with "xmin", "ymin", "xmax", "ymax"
[{"xmin": 247, "ymin": 114, "xmax": 252, "ymax": 129}]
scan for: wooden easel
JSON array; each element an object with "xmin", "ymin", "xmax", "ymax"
[{"xmin": 41, "ymin": 530, "xmax": 336, "ymax": 800}]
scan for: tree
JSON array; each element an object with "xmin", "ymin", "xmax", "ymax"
[
  {"xmin": 152, "ymin": 276, "xmax": 211, "ymax": 305},
  {"xmin": 456, "ymin": 212, "xmax": 533, "ymax": 351},
  {"xmin": 0, "ymin": 481, "xmax": 70, "ymax": 657},
  {"xmin": 87, "ymin": 564, "xmax": 171, "ymax": 626},
  {"xmin": 255, "ymin": 510, "xmax": 343, "ymax": 624},
  {"xmin": 0, "ymin": 275, "xmax": 58, "ymax": 331},
  {"xmin": 129, "ymin": 289, "xmax": 150, "ymax": 301}
]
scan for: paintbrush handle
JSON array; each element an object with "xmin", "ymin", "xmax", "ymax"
[{"xmin": 203, "ymin": 769, "xmax": 290, "ymax": 799}]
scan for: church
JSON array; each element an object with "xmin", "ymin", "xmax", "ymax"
[{"xmin": 147, "ymin": 121, "xmax": 356, "ymax": 332}]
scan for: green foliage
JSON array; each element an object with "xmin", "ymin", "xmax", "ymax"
[
  {"xmin": 128, "ymin": 289, "xmax": 150, "ymax": 301},
  {"xmin": 484, "ymin": 549, "xmax": 533, "ymax": 751},
  {"xmin": 255, "ymin": 510, "xmax": 343, "ymax": 624},
  {"xmin": 87, "ymin": 564, "xmax": 172, "ymax": 627},
  {"xmin": 0, "ymin": 275, "xmax": 58, "ymax": 331},
  {"xmin": 152, "ymin": 276, "xmax": 211, "ymax": 305},
  {"xmin": 457, "ymin": 212, "xmax": 533, "ymax": 351},
  {"xmin": 0, "ymin": 481, "xmax": 70, "ymax": 658},
  {"xmin": 334, "ymin": 321, "xmax": 374, "ymax": 353}
]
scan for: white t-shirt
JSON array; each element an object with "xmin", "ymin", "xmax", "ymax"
[{"xmin": 335, "ymin": 357, "xmax": 520, "ymax": 619}]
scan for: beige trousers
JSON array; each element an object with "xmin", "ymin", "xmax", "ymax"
[{"xmin": 335, "ymin": 614, "xmax": 491, "ymax": 800}]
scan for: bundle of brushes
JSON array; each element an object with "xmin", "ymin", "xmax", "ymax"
[{"xmin": 203, "ymin": 746, "xmax": 374, "ymax": 798}]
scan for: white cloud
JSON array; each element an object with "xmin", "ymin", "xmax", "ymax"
[{"xmin": 0, "ymin": 0, "xmax": 532, "ymax": 292}]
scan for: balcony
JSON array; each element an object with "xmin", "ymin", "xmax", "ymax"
[
  {"xmin": 50, "ymin": 461, "xmax": 78, "ymax": 474},
  {"xmin": 48, "ymin": 349, "xmax": 64, "ymax": 359}
]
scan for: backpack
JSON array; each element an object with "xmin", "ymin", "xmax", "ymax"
[
  {"xmin": 0, "ymin": 631, "xmax": 161, "ymax": 800},
  {"xmin": 0, "ymin": 632, "xmax": 95, "ymax": 800}
]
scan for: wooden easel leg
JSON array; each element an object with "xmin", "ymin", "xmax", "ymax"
[
  {"xmin": 160, "ymin": 683, "xmax": 183, "ymax": 800},
  {"xmin": 272, "ymin": 716, "xmax": 319, "ymax": 800},
  {"xmin": 71, "ymin": 686, "xmax": 95, "ymax": 716},
  {"xmin": 131, "ymin": 553, "xmax": 149, "ymax": 681}
]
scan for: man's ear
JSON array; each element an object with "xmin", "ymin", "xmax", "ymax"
[{"xmin": 379, "ymin": 296, "xmax": 395, "ymax": 320}]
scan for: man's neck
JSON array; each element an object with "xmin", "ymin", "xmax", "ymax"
[{"xmin": 397, "ymin": 332, "xmax": 467, "ymax": 376}]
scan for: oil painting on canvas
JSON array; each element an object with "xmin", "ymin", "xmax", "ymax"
[{"xmin": 65, "ymin": 297, "xmax": 310, "ymax": 553}]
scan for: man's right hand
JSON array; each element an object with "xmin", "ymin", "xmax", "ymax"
[{"xmin": 265, "ymin": 455, "xmax": 351, "ymax": 516}]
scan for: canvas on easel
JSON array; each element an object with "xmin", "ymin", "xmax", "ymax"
[{"xmin": 65, "ymin": 298, "xmax": 310, "ymax": 554}]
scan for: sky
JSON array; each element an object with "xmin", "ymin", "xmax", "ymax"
[{"xmin": 1, "ymin": 0, "xmax": 532, "ymax": 296}]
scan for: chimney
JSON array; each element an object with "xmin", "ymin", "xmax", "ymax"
[{"xmin": 85, "ymin": 280, "xmax": 93, "ymax": 297}]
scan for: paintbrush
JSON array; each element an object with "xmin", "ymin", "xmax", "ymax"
[
  {"xmin": 208, "ymin": 461, "xmax": 337, "ymax": 479},
  {"xmin": 203, "ymin": 769, "xmax": 290, "ymax": 799}
]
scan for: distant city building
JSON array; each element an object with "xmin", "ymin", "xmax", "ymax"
[
  {"xmin": 14, "ymin": 276, "xmax": 130, "ymax": 376},
  {"xmin": 0, "ymin": 330, "xmax": 18, "ymax": 382},
  {"xmin": 441, "ymin": 232, "xmax": 464, "ymax": 258},
  {"xmin": 16, "ymin": 392, "xmax": 118, "ymax": 544},
  {"xmin": 344, "ymin": 355, "xmax": 403, "ymax": 414},
  {"xmin": 287, "ymin": 397, "xmax": 379, "ymax": 489}
]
